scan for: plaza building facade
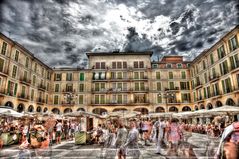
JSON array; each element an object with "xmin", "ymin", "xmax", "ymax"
[{"xmin": 0, "ymin": 25, "xmax": 239, "ymax": 115}]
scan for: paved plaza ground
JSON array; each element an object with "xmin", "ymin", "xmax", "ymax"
[{"xmin": 0, "ymin": 133, "xmax": 219, "ymax": 159}]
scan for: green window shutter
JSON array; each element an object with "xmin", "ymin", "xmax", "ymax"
[
  {"xmin": 0, "ymin": 58, "xmax": 4, "ymax": 72},
  {"xmin": 14, "ymin": 83, "xmax": 18, "ymax": 96},
  {"xmin": 7, "ymin": 81, "xmax": 11, "ymax": 94},
  {"xmin": 80, "ymin": 73, "xmax": 84, "ymax": 81}
]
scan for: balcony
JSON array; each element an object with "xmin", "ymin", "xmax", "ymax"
[
  {"xmin": 37, "ymin": 98, "xmax": 45, "ymax": 105},
  {"xmin": 109, "ymin": 78, "xmax": 132, "ymax": 82},
  {"xmin": 133, "ymin": 88, "xmax": 149, "ymax": 92},
  {"xmin": 62, "ymin": 101, "xmax": 75, "ymax": 106},
  {"xmin": 91, "ymin": 100, "xmax": 150, "ymax": 106},
  {"xmin": 38, "ymin": 84, "xmax": 46, "ymax": 91},
  {"xmin": 18, "ymin": 94, "xmax": 29, "ymax": 101},
  {"xmin": 209, "ymin": 74, "xmax": 220, "ymax": 83},
  {"xmin": 62, "ymin": 89, "xmax": 76, "ymax": 93},
  {"xmin": 195, "ymin": 82, "xmax": 202, "ymax": 89},
  {"xmin": 0, "ymin": 68, "xmax": 8, "ymax": 77},
  {"xmin": 132, "ymin": 77, "xmax": 148, "ymax": 81},
  {"xmin": 164, "ymin": 87, "xmax": 179, "ymax": 92},
  {"xmin": 19, "ymin": 77, "xmax": 31, "ymax": 86}
]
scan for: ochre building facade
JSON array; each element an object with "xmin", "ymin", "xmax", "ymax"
[{"xmin": 0, "ymin": 25, "xmax": 239, "ymax": 115}]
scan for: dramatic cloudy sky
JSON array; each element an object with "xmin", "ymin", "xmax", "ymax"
[{"xmin": 0, "ymin": 0, "xmax": 238, "ymax": 67}]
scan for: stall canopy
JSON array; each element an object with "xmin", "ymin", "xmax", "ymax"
[
  {"xmin": 0, "ymin": 106, "xmax": 23, "ymax": 118},
  {"xmin": 106, "ymin": 110, "xmax": 141, "ymax": 119},
  {"xmin": 64, "ymin": 111, "xmax": 102, "ymax": 118}
]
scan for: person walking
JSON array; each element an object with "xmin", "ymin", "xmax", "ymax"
[
  {"xmin": 121, "ymin": 119, "xmax": 140, "ymax": 159},
  {"xmin": 155, "ymin": 118, "xmax": 166, "ymax": 155},
  {"xmin": 115, "ymin": 119, "xmax": 128, "ymax": 159},
  {"xmin": 56, "ymin": 121, "xmax": 63, "ymax": 144}
]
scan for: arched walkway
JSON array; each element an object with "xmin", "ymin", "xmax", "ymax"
[
  {"xmin": 64, "ymin": 108, "xmax": 72, "ymax": 114},
  {"xmin": 215, "ymin": 101, "xmax": 223, "ymax": 107},
  {"xmin": 226, "ymin": 98, "xmax": 235, "ymax": 106},
  {"xmin": 77, "ymin": 108, "xmax": 85, "ymax": 111},
  {"xmin": 169, "ymin": 106, "xmax": 178, "ymax": 112},
  {"xmin": 5, "ymin": 101, "xmax": 14, "ymax": 108},
  {"xmin": 133, "ymin": 108, "xmax": 149, "ymax": 115},
  {"xmin": 206, "ymin": 103, "xmax": 213, "ymax": 110},
  {"xmin": 52, "ymin": 108, "xmax": 60, "ymax": 114},
  {"xmin": 28, "ymin": 105, "xmax": 34, "ymax": 112},
  {"xmin": 43, "ymin": 107, "xmax": 48, "ymax": 113},
  {"xmin": 194, "ymin": 105, "xmax": 199, "ymax": 111},
  {"xmin": 155, "ymin": 107, "xmax": 165, "ymax": 113},
  {"xmin": 200, "ymin": 104, "xmax": 205, "ymax": 109},
  {"xmin": 92, "ymin": 108, "xmax": 107, "ymax": 115},
  {"xmin": 36, "ymin": 106, "xmax": 42, "ymax": 113},
  {"xmin": 112, "ymin": 108, "xmax": 127, "ymax": 112},
  {"xmin": 17, "ymin": 103, "xmax": 25, "ymax": 112},
  {"xmin": 182, "ymin": 106, "xmax": 191, "ymax": 111}
]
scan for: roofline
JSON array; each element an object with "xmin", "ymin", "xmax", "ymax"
[
  {"xmin": 86, "ymin": 51, "xmax": 153, "ymax": 58},
  {"xmin": 192, "ymin": 25, "xmax": 239, "ymax": 63},
  {"xmin": 0, "ymin": 32, "xmax": 53, "ymax": 70}
]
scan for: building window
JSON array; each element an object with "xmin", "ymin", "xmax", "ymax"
[
  {"xmin": 181, "ymin": 93, "xmax": 191, "ymax": 103},
  {"xmin": 31, "ymin": 89, "xmax": 34, "ymax": 101},
  {"xmin": 15, "ymin": 50, "xmax": 19, "ymax": 62},
  {"xmin": 177, "ymin": 63, "xmax": 182, "ymax": 68},
  {"xmin": 166, "ymin": 63, "xmax": 172, "ymax": 68},
  {"xmin": 187, "ymin": 63, "xmax": 190, "ymax": 68},
  {"xmin": 219, "ymin": 60, "xmax": 229, "ymax": 75},
  {"xmin": 25, "ymin": 57, "xmax": 29, "ymax": 68},
  {"xmin": 80, "ymin": 73, "xmax": 84, "ymax": 81},
  {"xmin": 123, "ymin": 94, "xmax": 127, "ymax": 104},
  {"xmin": 169, "ymin": 82, "xmax": 174, "ymax": 90},
  {"xmin": 140, "ymin": 72, "xmax": 144, "ymax": 79},
  {"xmin": 229, "ymin": 35, "xmax": 238, "ymax": 52},
  {"xmin": 180, "ymin": 82, "xmax": 190, "ymax": 90},
  {"xmin": 204, "ymin": 73, "xmax": 208, "ymax": 83},
  {"xmin": 7, "ymin": 81, "xmax": 16, "ymax": 96},
  {"xmin": 157, "ymin": 94, "xmax": 162, "ymax": 103},
  {"xmin": 112, "ymin": 62, "xmax": 116, "ymax": 69},
  {"xmin": 54, "ymin": 73, "xmax": 62, "ymax": 81},
  {"xmin": 46, "ymin": 83, "xmax": 49, "ymax": 91},
  {"xmin": 139, "ymin": 61, "xmax": 144, "ymax": 68},
  {"xmin": 95, "ymin": 62, "xmax": 105, "ymax": 69},
  {"xmin": 237, "ymin": 74, "xmax": 239, "ymax": 88},
  {"xmin": 202, "ymin": 60, "xmax": 206, "ymax": 70},
  {"xmin": 79, "ymin": 95, "xmax": 84, "ymax": 104},
  {"xmin": 181, "ymin": 71, "xmax": 186, "ymax": 79},
  {"xmin": 66, "ymin": 73, "xmax": 73, "ymax": 81},
  {"xmin": 221, "ymin": 78, "xmax": 233, "ymax": 94},
  {"xmin": 217, "ymin": 45, "xmax": 226, "ymax": 59},
  {"xmin": 0, "ymin": 58, "xmax": 4, "ymax": 72},
  {"xmin": 54, "ymin": 95, "xmax": 59, "ymax": 105},
  {"xmin": 94, "ymin": 95, "xmax": 105, "ymax": 104},
  {"xmin": 45, "ymin": 95, "xmax": 48, "ymax": 104},
  {"xmin": 34, "ymin": 63, "xmax": 37, "ymax": 72},
  {"xmin": 157, "ymin": 82, "xmax": 161, "ymax": 91},
  {"xmin": 134, "ymin": 72, "xmax": 139, "ymax": 79},
  {"xmin": 79, "ymin": 83, "xmax": 84, "ymax": 92},
  {"xmin": 1, "ymin": 41, "xmax": 7, "ymax": 55},
  {"xmin": 152, "ymin": 64, "xmax": 158, "ymax": 68},
  {"xmin": 230, "ymin": 54, "xmax": 239, "ymax": 70},
  {"xmin": 12, "ymin": 65, "xmax": 17, "ymax": 78},
  {"xmin": 134, "ymin": 61, "xmax": 138, "ymax": 68},
  {"xmin": 123, "ymin": 62, "xmax": 127, "ymax": 68},
  {"xmin": 41, "ymin": 68, "xmax": 44, "ymax": 77},
  {"xmin": 117, "ymin": 72, "xmax": 122, "ymax": 79},
  {"xmin": 55, "ymin": 84, "xmax": 60, "ymax": 92},
  {"xmin": 210, "ymin": 53, "xmax": 214, "ymax": 65},
  {"xmin": 117, "ymin": 62, "xmax": 122, "ymax": 69},
  {"xmin": 156, "ymin": 72, "xmax": 160, "ymax": 79},
  {"xmin": 168, "ymin": 72, "xmax": 173, "ymax": 79},
  {"xmin": 32, "ymin": 75, "xmax": 36, "ymax": 86}
]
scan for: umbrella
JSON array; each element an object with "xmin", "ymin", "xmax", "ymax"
[
  {"xmin": 64, "ymin": 111, "xmax": 102, "ymax": 118},
  {"xmin": 147, "ymin": 112, "xmax": 173, "ymax": 118},
  {"xmin": 0, "ymin": 106, "xmax": 23, "ymax": 118},
  {"xmin": 106, "ymin": 110, "xmax": 141, "ymax": 119}
]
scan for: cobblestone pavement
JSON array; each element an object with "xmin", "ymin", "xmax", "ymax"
[{"xmin": 0, "ymin": 134, "xmax": 219, "ymax": 159}]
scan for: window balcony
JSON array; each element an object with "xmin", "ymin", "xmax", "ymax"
[
  {"xmin": 37, "ymin": 98, "xmax": 45, "ymax": 104},
  {"xmin": 209, "ymin": 74, "xmax": 220, "ymax": 82},
  {"xmin": 19, "ymin": 77, "xmax": 31, "ymax": 86},
  {"xmin": 164, "ymin": 87, "xmax": 180, "ymax": 92},
  {"xmin": 62, "ymin": 89, "xmax": 76, "ymax": 93},
  {"xmin": 0, "ymin": 68, "xmax": 8, "ymax": 77},
  {"xmin": 18, "ymin": 94, "xmax": 29, "ymax": 101},
  {"xmin": 195, "ymin": 82, "xmax": 202, "ymax": 89},
  {"xmin": 38, "ymin": 84, "xmax": 46, "ymax": 91},
  {"xmin": 62, "ymin": 101, "xmax": 75, "ymax": 106}
]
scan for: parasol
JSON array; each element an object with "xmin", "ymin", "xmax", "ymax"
[{"xmin": 0, "ymin": 106, "xmax": 23, "ymax": 118}]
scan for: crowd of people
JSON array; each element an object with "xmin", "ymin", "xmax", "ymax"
[{"xmin": 1, "ymin": 115, "xmax": 239, "ymax": 158}]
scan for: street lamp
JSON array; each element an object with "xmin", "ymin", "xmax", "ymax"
[
  {"xmin": 159, "ymin": 92, "xmax": 176, "ymax": 112},
  {"xmin": 63, "ymin": 92, "xmax": 77, "ymax": 105}
]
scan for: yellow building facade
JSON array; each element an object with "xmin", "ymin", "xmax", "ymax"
[{"xmin": 0, "ymin": 25, "xmax": 238, "ymax": 115}]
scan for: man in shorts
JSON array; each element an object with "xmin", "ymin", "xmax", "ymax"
[{"xmin": 56, "ymin": 121, "xmax": 63, "ymax": 144}]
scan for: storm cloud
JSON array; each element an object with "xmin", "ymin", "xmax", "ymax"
[{"xmin": 0, "ymin": 0, "xmax": 238, "ymax": 67}]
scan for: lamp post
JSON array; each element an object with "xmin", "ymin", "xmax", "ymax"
[
  {"xmin": 159, "ymin": 92, "xmax": 176, "ymax": 112},
  {"xmin": 63, "ymin": 92, "xmax": 77, "ymax": 105}
]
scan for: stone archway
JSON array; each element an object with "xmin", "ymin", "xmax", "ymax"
[
  {"xmin": 92, "ymin": 108, "xmax": 107, "ymax": 115},
  {"xmin": 200, "ymin": 104, "xmax": 205, "ymax": 109},
  {"xmin": 169, "ymin": 106, "xmax": 178, "ymax": 112},
  {"xmin": 17, "ymin": 103, "xmax": 25, "ymax": 112},
  {"xmin": 133, "ymin": 108, "xmax": 149, "ymax": 115},
  {"xmin": 215, "ymin": 101, "xmax": 223, "ymax": 107},
  {"xmin": 5, "ymin": 101, "xmax": 14, "ymax": 108},
  {"xmin": 52, "ymin": 108, "xmax": 60, "ymax": 114},
  {"xmin": 64, "ymin": 108, "xmax": 72, "ymax": 114},
  {"xmin": 28, "ymin": 105, "xmax": 34, "ymax": 112},
  {"xmin": 194, "ymin": 105, "xmax": 199, "ymax": 111},
  {"xmin": 182, "ymin": 106, "xmax": 191, "ymax": 111},
  {"xmin": 77, "ymin": 108, "xmax": 85, "ymax": 111},
  {"xmin": 112, "ymin": 108, "xmax": 127, "ymax": 112},
  {"xmin": 155, "ymin": 107, "xmax": 165, "ymax": 113},
  {"xmin": 206, "ymin": 103, "xmax": 213, "ymax": 110},
  {"xmin": 43, "ymin": 107, "xmax": 48, "ymax": 113},
  {"xmin": 226, "ymin": 98, "xmax": 235, "ymax": 106},
  {"xmin": 36, "ymin": 106, "xmax": 42, "ymax": 113}
]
